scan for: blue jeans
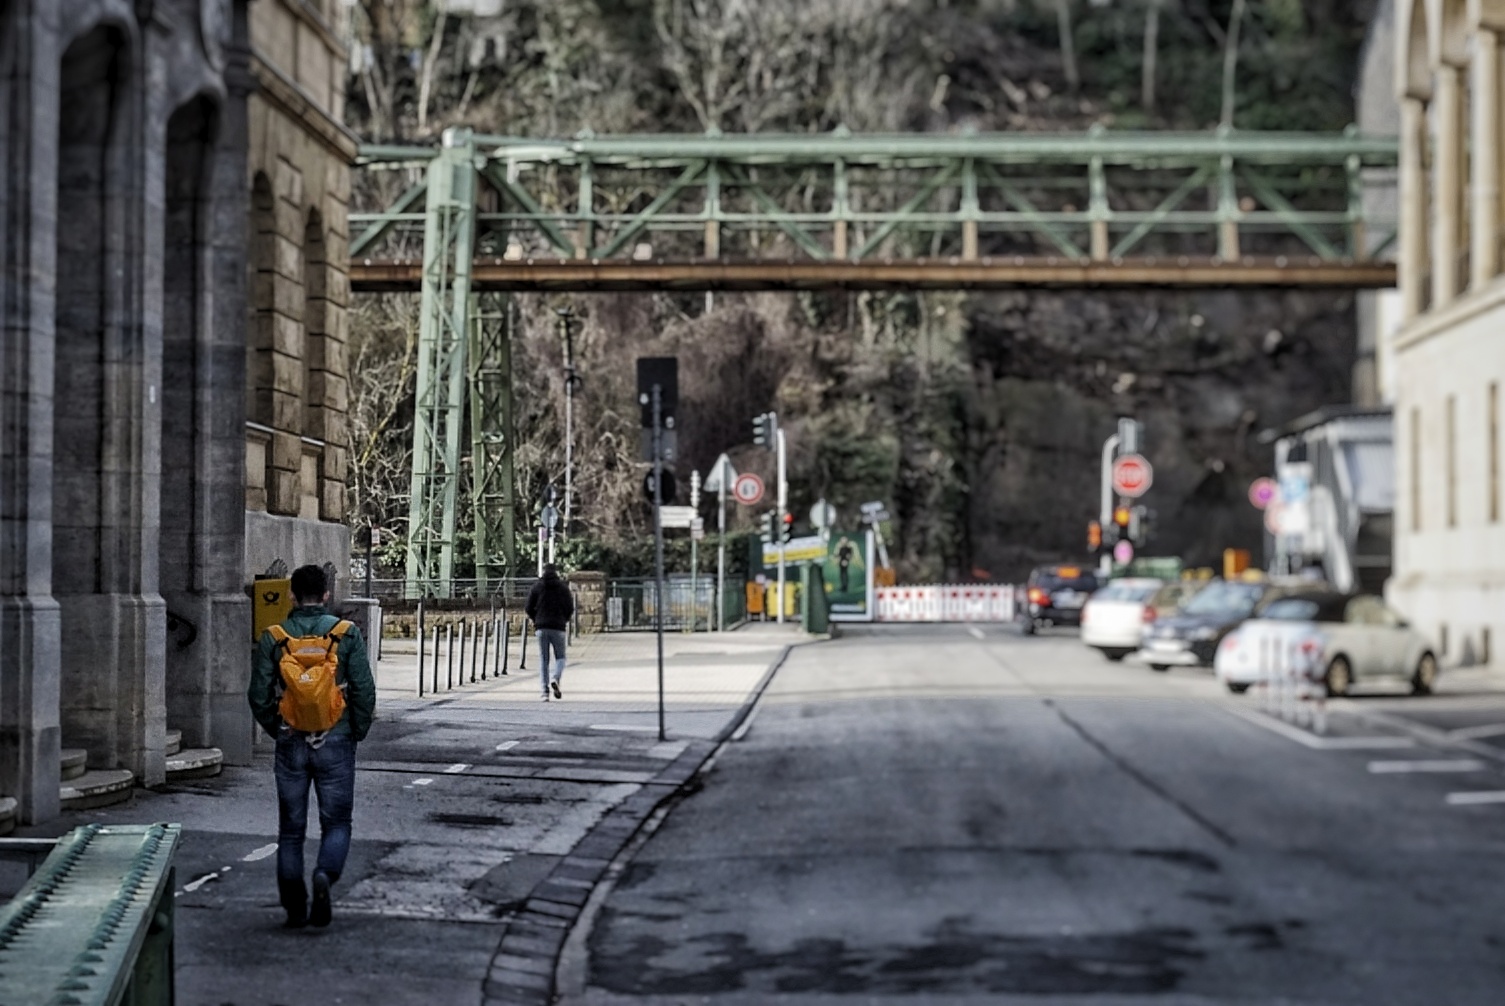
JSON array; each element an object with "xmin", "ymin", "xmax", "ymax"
[
  {"xmin": 537, "ymin": 629, "xmax": 566, "ymax": 693},
  {"xmin": 274, "ymin": 731, "xmax": 355, "ymax": 906}
]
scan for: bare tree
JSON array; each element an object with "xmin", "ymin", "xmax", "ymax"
[
  {"xmin": 1142, "ymin": 0, "xmax": 1161, "ymax": 113},
  {"xmin": 1220, "ymin": 0, "xmax": 1246, "ymax": 127},
  {"xmin": 1053, "ymin": 0, "xmax": 1079, "ymax": 93}
]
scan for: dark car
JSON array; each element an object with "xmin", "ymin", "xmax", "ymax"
[
  {"xmin": 1020, "ymin": 565, "xmax": 1101, "ymax": 634},
  {"xmin": 1138, "ymin": 579, "xmax": 1309, "ymax": 670}
]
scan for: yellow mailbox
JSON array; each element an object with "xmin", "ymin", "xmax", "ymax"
[{"xmin": 252, "ymin": 577, "xmax": 292, "ymax": 640}]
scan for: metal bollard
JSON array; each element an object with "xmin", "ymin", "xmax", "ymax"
[
  {"xmin": 500, "ymin": 613, "xmax": 510, "ymax": 675},
  {"xmin": 480, "ymin": 617, "xmax": 490, "ymax": 682},
  {"xmin": 470, "ymin": 617, "xmax": 480, "ymax": 683},
  {"xmin": 417, "ymin": 598, "xmax": 427, "ymax": 697},
  {"xmin": 458, "ymin": 619, "xmax": 468, "ymax": 687},
  {"xmin": 519, "ymin": 619, "xmax": 528, "ymax": 670},
  {"xmin": 446, "ymin": 622, "xmax": 455, "ymax": 690},
  {"xmin": 432, "ymin": 624, "xmax": 441, "ymax": 695}
]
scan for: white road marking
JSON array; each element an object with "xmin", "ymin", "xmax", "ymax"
[
  {"xmin": 589, "ymin": 724, "xmax": 657, "ymax": 733},
  {"xmin": 495, "ymin": 741, "xmax": 520, "ymax": 752},
  {"xmin": 1368, "ymin": 759, "xmax": 1486, "ymax": 774},
  {"xmin": 443, "ymin": 763, "xmax": 471, "ymax": 774},
  {"xmin": 1226, "ymin": 707, "xmax": 1416, "ymax": 750},
  {"xmin": 242, "ymin": 843, "xmax": 277, "ymax": 863},
  {"xmin": 1446, "ymin": 790, "xmax": 1505, "ymax": 806},
  {"xmin": 967, "ymin": 626, "xmax": 986, "ymax": 640},
  {"xmin": 1449, "ymin": 723, "xmax": 1505, "ymax": 740},
  {"xmin": 406, "ymin": 778, "xmax": 434, "ymax": 788},
  {"xmin": 182, "ymin": 871, "xmax": 221, "ymax": 893}
]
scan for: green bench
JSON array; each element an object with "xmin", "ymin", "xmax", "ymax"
[{"xmin": 0, "ymin": 823, "xmax": 180, "ymax": 1005}]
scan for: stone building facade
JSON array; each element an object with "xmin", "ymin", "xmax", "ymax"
[
  {"xmin": 1390, "ymin": 0, "xmax": 1505, "ymax": 668},
  {"xmin": 1, "ymin": 0, "xmax": 252, "ymax": 824},
  {"xmin": 244, "ymin": 0, "xmax": 355, "ymax": 581}
]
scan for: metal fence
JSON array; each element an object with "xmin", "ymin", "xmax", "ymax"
[{"xmin": 605, "ymin": 576, "xmax": 717, "ymax": 632}]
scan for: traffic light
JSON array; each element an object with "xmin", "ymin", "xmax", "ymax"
[
  {"xmin": 1113, "ymin": 505, "xmax": 1131, "ymax": 529},
  {"xmin": 752, "ymin": 411, "xmax": 778, "ymax": 449},
  {"xmin": 1128, "ymin": 505, "xmax": 1143, "ymax": 544},
  {"xmin": 759, "ymin": 510, "xmax": 776, "ymax": 543},
  {"xmin": 781, "ymin": 512, "xmax": 794, "ymax": 543},
  {"xmin": 1087, "ymin": 520, "xmax": 1102, "ymax": 552}
]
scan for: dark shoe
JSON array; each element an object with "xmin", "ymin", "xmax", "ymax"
[
  {"xmin": 551, "ymin": 680, "xmax": 562, "ymax": 700},
  {"xmin": 309, "ymin": 871, "xmax": 332, "ymax": 928},
  {"xmin": 279, "ymin": 878, "xmax": 308, "ymax": 929},
  {"xmin": 283, "ymin": 904, "xmax": 308, "ymax": 929}
]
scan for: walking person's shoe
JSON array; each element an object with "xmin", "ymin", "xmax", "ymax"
[
  {"xmin": 279, "ymin": 879, "xmax": 308, "ymax": 929},
  {"xmin": 541, "ymin": 692, "xmax": 550, "ymax": 701},
  {"xmin": 551, "ymin": 680, "xmax": 562, "ymax": 699},
  {"xmin": 309, "ymin": 870, "xmax": 333, "ymax": 928}
]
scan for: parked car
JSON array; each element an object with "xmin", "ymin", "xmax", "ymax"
[
  {"xmin": 1215, "ymin": 592, "xmax": 1439, "ymax": 696},
  {"xmin": 1080, "ymin": 578, "xmax": 1164, "ymax": 661},
  {"xmin": 1137, "ymin": 578, "xmax": 1303, "ymax": 671},
  {"xmin": 1019, "ymin": 565, "xmax": 1101, "ymax": 633},
  {"xmin": 1142, "ymin": 580, "xmax": 1206, "ymax": 625}
]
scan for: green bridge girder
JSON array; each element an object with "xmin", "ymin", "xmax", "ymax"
[{"xmin": 352, "ymin": 127, "xmax": 1399, "ymax": 597}]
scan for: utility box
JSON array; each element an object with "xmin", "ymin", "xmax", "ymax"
[{"xmin": 251, "ymin": 577, "xmax": 292, "ymax": 640}]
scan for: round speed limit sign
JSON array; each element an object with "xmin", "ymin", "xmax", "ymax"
[{"xmin": 732, "ymin": 473, "xmax": 765, "ymax": 506}]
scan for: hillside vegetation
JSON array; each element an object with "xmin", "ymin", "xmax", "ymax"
[{"xmin": 347, "ymin": 0, "xmax": 1378, "ymax": 580}]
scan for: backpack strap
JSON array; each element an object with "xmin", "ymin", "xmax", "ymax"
[
  {"xmin": 328, "ymin": 620, "xmax": 354, "ymax": 640},
  {"xmin": 267, "ymin": 625, "xmax": 291, "ymax": 646}
]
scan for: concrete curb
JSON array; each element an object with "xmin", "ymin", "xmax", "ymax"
[{"xmin": 480, "ymin": 642, "xmax": 799, "ymax": 1005}]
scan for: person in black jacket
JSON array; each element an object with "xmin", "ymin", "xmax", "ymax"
[{"xmin": 526, "ymin": 564, "xmax": 575, "ymax": 700}]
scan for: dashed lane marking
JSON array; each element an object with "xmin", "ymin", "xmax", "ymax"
[
  {"xmin": 1226, "ymin": 707, "xmax": 1416, "ymax": 750},
  {"xmin": 242, "ymin": 843, "xmax": 277, "ymax": 862},
  {"xmin": 1446, "ymin": 790, "xmax": 1505, "ymax": 806},
  {"xmin": 404, "ymin": 778, "xmax": 435, "ymax": 789},
  {"xmin": 495, "ymin": 741, "xmax": 520, "ymax": 752},
  {"xmin": 967, "ymin": 626, "xmax": 986, "ymax": 640},
  {"xmin": 1368, "ymin": 759, "xmax": 1487, "ymax": 774},
  {"xmin": 443, "ymin": 763, "xmax": 471, "ymax": 774}
]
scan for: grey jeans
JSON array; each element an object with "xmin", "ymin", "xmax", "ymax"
[{"xmin": 536, "ymin": 629, "xmax": 567, "ymax": 692}]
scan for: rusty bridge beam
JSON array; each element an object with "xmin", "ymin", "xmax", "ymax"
[{"xmin": 350, "ymin": 257, "xmax": 1397, "ymax": 293}]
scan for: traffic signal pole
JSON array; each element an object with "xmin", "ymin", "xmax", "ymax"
[
  {"xmin": 776, "ymin": 427, "xmax": 787, "ymax": 624},
  {"xmin": 1099, "ymin": 432, "xmax": 1120, "ymax": 577},
  {"xmin": 652, "ymin": 385, "xmax": 667, "ymax": 740}
]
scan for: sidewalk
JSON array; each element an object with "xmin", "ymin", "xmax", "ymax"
[{"xmin": 22, "ymin": 624, "xmax": 811, "ymax": 1006}]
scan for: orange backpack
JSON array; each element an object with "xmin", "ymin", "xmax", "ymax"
[{"xmin": 268, "ymin": 621, "xmax": 353, "ymax": 733}]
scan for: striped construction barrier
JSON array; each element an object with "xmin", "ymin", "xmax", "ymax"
[{"xmin": 875, "ymin": 584, "xmax": 1017, "ymax": 623}]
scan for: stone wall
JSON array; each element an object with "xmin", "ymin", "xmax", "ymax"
[
  {"xmin": 0, "ymin": 0, "xmax": 253, "ymax": 822},
  {"xmin": 244, "ymin": 0, "xmax": 355, "ymax": 576}
]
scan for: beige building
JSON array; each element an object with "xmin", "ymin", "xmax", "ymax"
[
  {"xmin": 1390, "ymin": 0, "xmax": 1505, "ymax": 667},
  {"xmin": 245, "ymin": 0, "xmax": 357, "ymax": 581}
]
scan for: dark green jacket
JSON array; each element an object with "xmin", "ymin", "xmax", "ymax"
[{"xmin": 248, "ymin": 606, "xmax": 376, "ymax": 741}]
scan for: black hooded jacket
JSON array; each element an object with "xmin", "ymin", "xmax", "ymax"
[{"xmin": 526, "ymin": 570, "xmax": 575, "ymax": 631}]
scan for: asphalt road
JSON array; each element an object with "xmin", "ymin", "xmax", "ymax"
[{"xmin": 562, "ymin": 624, "xmax": 1505, "ymax": 1005}]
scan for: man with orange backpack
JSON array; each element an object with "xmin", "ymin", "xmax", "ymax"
[{"xmin": 248, "ymin": 564, "xmax": 376, "ymax": 929}]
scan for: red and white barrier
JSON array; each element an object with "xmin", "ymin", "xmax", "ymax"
[{"xmin": 875, "ymin": 584, "xmax": 1016, "ymax": 623}]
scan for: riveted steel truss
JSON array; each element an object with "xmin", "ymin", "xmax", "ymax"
[{"xmin": 352, "ymin": 127, "xmax": 1398, "ymax": 291}]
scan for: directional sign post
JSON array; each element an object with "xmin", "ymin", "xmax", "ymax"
[{"xmin": 1111, "ymin": 453, "xmax": 1154, "ymax": 498}]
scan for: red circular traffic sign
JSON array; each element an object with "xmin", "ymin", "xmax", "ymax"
[
  {"xmin": 1111, "ymin": 453, "xmax": 1153, "ymax": 498},
  {"xmin": 732, "ymin": 473, "xmax": 765, "ymax": 506}
]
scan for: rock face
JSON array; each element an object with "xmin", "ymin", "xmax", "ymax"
[{"xmin": 965, "ymin": 289, "xmax": 1356, "ymax": 580}]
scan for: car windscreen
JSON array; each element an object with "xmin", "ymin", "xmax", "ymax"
[
  {"xmin": 1095, "ymin": 582, "xmax": 1160, "ymax": 603},
  {"xmin": 1181, "ymin": 582, "xmax": 1265, "ymax": 617},
  {"xmin": 1032, "ymin": 573, "xmax": 1098, "ymax": 591},
  {"xmin": 1257, "ymin": 595, "xmax": 1348, "ymax": 622}
]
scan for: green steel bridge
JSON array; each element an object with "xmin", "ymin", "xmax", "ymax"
[{"xmin": 348, "ymin": 127, "xmax": 1399, "ymax": 596}]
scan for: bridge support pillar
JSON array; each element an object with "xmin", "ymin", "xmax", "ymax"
[
  {"xmin": 1432, "ymin": 63, "xmax": 1464, "ymax": 309},
  {"xmin": 1472, "ymin": 29, "xmax": 1500, "ymax": 290}
]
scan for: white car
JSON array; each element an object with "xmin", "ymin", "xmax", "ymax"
[
  {"xmin": 1080, "ymin": 578, "xmax": 1164, "ymax": 661},
  {"xmin": 1215, "ymin": 592, "xmax": 1439, "ymax": 696}
]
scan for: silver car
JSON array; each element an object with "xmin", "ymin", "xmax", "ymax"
[{"xmin": 1214, "ymin": 592, "xmax": 1439, "ymax": 697}]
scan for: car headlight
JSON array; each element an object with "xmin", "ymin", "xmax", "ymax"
[{"xmin": 1191, "ymin": 626, "xmax": 1219, "ymax": 641}]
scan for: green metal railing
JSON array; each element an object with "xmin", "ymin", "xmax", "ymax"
[{"xmin": 0, "ymin": 824, "xmax": 180, "ymax": 1005}]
